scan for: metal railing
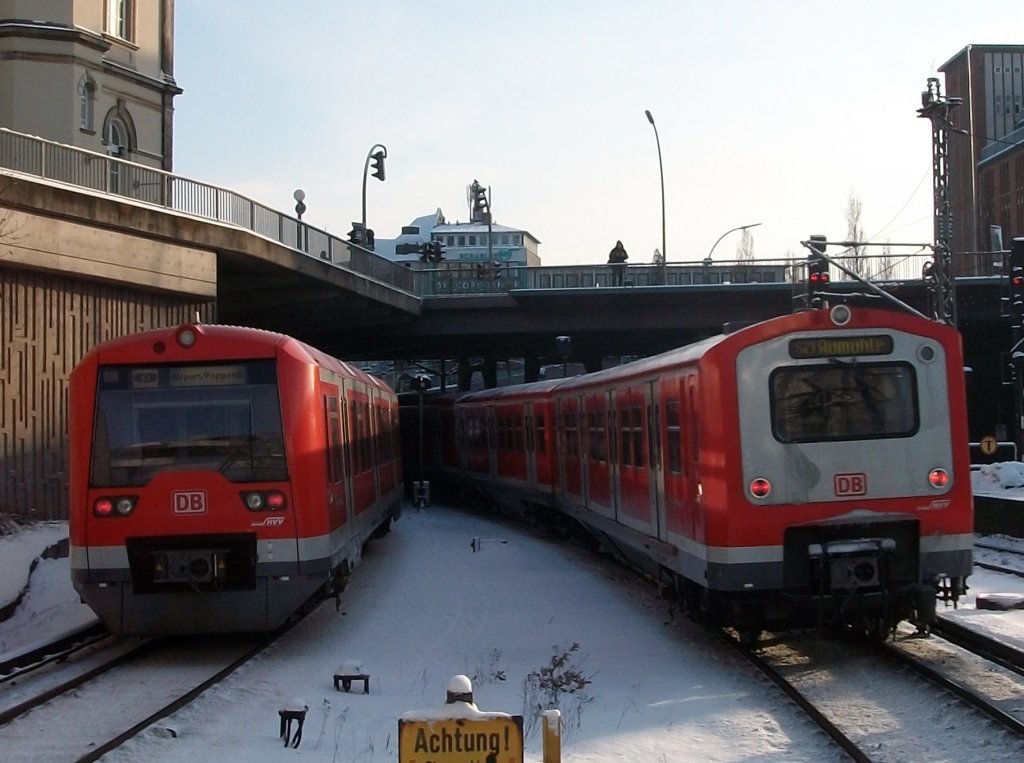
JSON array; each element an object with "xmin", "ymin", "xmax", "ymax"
[
  {"xmin": 1, "ymin": 128, "xmax": 1000, "ymax": 301},
  {"xmin": 0, "ymin": 128, "xmax": 414, "ymax": 292},
  {"xmin": 408, "ymin": 252, "xmax": 965, "ymax": 297}
]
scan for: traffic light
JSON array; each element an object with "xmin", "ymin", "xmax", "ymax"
[
  {"xmin": 470, "ymin": 181, "xmax": 489, "ymax": 222},
  {"xmin": 347, "ymin": 222, "xmax": 366, "ymax": 246},
  {"xmin": 420, "ymin": 241, "xmax": 445, "ymax": 263},
  {"xmin": 1011, "ymin": 237, "xmax": 1024, "ymax": 320},
  {"xmin": 370, "ymin": 150, "xmax": 386, "ymax": 181},
  {"xmin": 807, "ymin": 234, "xmax": 829, "ymax": 302}
]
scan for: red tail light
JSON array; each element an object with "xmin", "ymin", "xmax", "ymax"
[
  {"xmin": 749, "ymin": 478, "xmax": 772, "ymax": 499},
  {"xmin": 928, "ymin": 468, "xmax": 950, "ymax": 489}
]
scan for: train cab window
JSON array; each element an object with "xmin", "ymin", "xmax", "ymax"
[
  {"xmin": 665, "ymin": 400, "xmax": 682, "ymax": 473},
  {"xmin": 90, "ymin": 360, "xmax": 287, "ymax": 487},
  {"xmin": 770, "ymin": 362, "xmax": 918, "ymax": 443}
]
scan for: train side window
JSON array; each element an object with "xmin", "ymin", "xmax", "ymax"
[
  {"xmin": 535, "ymin": 413, "xmax": 545, "ymax": 453},
  {"xmin": 514, "ymin": 412, "xmax": 524, "ymax": 450},
  {"xmin": 588, "ymin": 409, "xmax": 607, "ymax": 462},
  {"xmin": 666, "ymin": 400, "xmax": 682, "ymax": 474},
  {"xmin": 620, "ymin": 404, "xmax": 644, "ymax": 468}
]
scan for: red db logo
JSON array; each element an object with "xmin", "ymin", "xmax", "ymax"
[
  {"xmin": 172, "ymin": 490, "xmax": 208, "ymax": 514},
  {"xmin": 834, "ymin": 473, "xmax": 867, "ymax": 497}
]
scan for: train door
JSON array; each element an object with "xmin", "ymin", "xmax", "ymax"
[
  {"xmin": 559, "ymin": 395, "xmax": 584, "ymax": 501},
  {"xmin": 525, "ymin": 402, "xmax": 537, "ymax": 485},
  {"xmin": 660, "ymin": 376, "xmax": 691, "ymax": 540},
  {"xmin": 615, "ymin": 384, "xmax": 655, "ymax": 535},
  {"xmin": 647, "ymin": 380, "xmax": 666, "ymax": 541},
  {"xmin": 584, "ymin": 390, "xmax": 614, "ymax": 519},
  {"xmin": 339, "ymin": 383, "xmax": 355, "ymax": 521},
  {"xmin": 324, "ymin": 387, "xmax": 350, "ymax": 529}
]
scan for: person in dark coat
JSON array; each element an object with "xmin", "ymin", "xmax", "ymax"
[{"xmin": 608, "ymin": 240, "xmax": 628, "ymax": 286}]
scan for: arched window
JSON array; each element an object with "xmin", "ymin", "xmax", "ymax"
[
  {"xmin": 77, "ymin": 74, "xmax": 96, "ymax": 132},
  {"xmin": 102, "ymin": 106, "xmax": 135, "ymax": 194}
]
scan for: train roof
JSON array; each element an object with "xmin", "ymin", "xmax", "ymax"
[
  {"xmin": 77, "ymin": 323, "xmax": 392, "ymax": 393},
  {"xmin": 454, "ymin": 305, "xmax": 959, "ymax": 404}
]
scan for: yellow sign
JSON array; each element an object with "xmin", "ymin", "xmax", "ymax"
[
  {"xmin": 980, "ymin": 435, "xmax": 998, "ymax": 456},
  {"xmin": 398, "ymin": 716, "xmax": 524, "ymax": 763}
]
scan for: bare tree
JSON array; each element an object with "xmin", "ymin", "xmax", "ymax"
[
  {"xmin": 878, "ymin": 242, "xmax": 897, "ymax": 280},
  {"xmin": 736, "ymin": 228, "xmax": 755, "ymax": 261},
  {"xmin": 845, "ymin": 190, "xmax": 866, "ymax": 277}
]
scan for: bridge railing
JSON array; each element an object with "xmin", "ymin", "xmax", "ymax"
[
  {"xmin": 1, "ymin": 128, "xmax": 1000, "ymax": 300},
  {"xmin": 409, "ymin": 251, "xmax": 960, "ymax": 296},
  {"xmin": 0, "ymin": 128, "xmax": 414, "ymax": 292}
]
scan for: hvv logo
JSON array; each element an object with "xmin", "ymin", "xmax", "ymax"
[{"xmin": 172, "ymin": 490, "xmax": 208, "ymax": 514}]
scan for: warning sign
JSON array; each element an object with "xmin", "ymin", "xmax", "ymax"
[{"xmin": 398, "ymin": 716, "xmax": 524, "ymax": 763}]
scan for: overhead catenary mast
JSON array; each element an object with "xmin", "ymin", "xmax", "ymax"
[{"xmin": 917, "ymin": 76, "xmax": 963, "ymax": 327}]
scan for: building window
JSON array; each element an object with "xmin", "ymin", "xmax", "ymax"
[
  {"xmin": 468, "ymin": 235, "xmax": 476, "ymax": 246},
  {"xmin": 457, "ymin": 235, "xmax": 465, "ymax": 246},
  {"xmin": 78, "ymin": 75, "xmax": 96, "ymax": 132},
  {"xmin": 107, "ymin": 0, "xmax": 135, "ymax": 41}
]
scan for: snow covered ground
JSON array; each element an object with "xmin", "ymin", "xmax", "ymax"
[{"xmin": 3, "ymin": 479, "xmax": 1024, "ymax": 761}]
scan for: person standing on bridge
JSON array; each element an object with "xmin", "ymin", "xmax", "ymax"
[{"xmin": 608, "ymin": 240, "xmax": 628, "ymax": 286}]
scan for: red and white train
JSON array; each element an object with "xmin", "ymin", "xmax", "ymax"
[
  {"xmin": 69, "ymin": 323, "xmax": 402, "ymax": 635},
  {"xmin": 413, "ymin": 304, "xmax": 973, "ymax": 640}
]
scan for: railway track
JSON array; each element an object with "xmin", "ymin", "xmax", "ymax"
[
  {"xmin": 974, "ymin": 539, "xmax": 1024, "ymax": 578},
  {"xmin": 727, "ymin": 624, "xmax": 1024, "ymax": 762},
  {"xmin": 0, "ymin": 628, "xmax": 278, "ymax": 761}
]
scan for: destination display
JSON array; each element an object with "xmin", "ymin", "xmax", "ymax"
[{"xmin": 788, "ymin": 334, "xmax": 893, "ymax": 359}]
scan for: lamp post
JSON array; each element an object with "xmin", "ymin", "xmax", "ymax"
[
  {"xmin": 645, "ymin": 110, "xmax": 666, "ymax": 279},
  {"xmin": 704, "ymin": 222, "xmax": 762, "ymax": 267}
]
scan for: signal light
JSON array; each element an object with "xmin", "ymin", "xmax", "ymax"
[
  {"xmin": 370, "ymin": 150, "xmax": 386, "ymax": 181},
  {"xmin": 1011, "ymin": 238, "xmax": 1024, "ymax": 320}
]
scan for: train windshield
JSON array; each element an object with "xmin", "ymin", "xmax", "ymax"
[
  {"xmin": 770, "ymin": 361, "xmax": 918, "ymax": 443},
  {"xmin": 90, "ymin": 360, "xmax": 287, "ymax": 487}
]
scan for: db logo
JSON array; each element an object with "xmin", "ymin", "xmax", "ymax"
[
  {"xmin": 172, "ymin": 490, "xmax": 208, "ymax": 514},
  {"xmin": 834, "ymin": 473, "xmax": 867, "ymax": 496}
]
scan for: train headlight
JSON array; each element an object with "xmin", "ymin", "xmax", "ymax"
[
  {"xmin": 244, "ymin": 492, "xmax": 265, "ymax": 510},
  {"xmin": 115, "ymin": 496, "xmax": 136, "ymax": 516},
  {"xmin": 928, "ymin": 467, "xmax": 950, "ymax": 489},
  {"xmin": 749, "ymin": 477, "xmax": 772, "ymax": 499},
  {"xmin": 829, "ymin": 304, "xmax": 852, "ymax": 326},
  {"xmin": 175, "ymin": 326, "xmax": 198, "ymax": 348}
]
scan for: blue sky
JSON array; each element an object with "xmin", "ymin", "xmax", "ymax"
[{"xmin": 172, "ymin": 1, "xmax": 1024, "ymax": 266}]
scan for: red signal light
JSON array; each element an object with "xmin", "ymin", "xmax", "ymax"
[
  {"xmin": 93, "ymin": 498, "xmax": 114, "ymax": 517},
  {"xmin": 749, "ymin": 478, "xmax": 772, "ymax": 498},
  {"xmin": 928, "ymin": 468, "xmax": 950, "ymax": 489},
  {"xmin": 267, "ymin": 491, "xmax": 287, "ymax": 510}
]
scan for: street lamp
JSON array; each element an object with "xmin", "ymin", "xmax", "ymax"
[
  {"xmin": 644, "ymin": 110, "xmax": 666, "ymax": 276},
  {"xmin": 704, "ymin": 222, "xmax": 762, "ymax": 267}
]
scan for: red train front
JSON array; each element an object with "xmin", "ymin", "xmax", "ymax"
[
  {"xmin": 425, "ymin": 304, "xmax": 973, "ymax": 640},
  {"xmin": 69, "ymin": 323, "xmax": 402, "ymax": 635}
]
